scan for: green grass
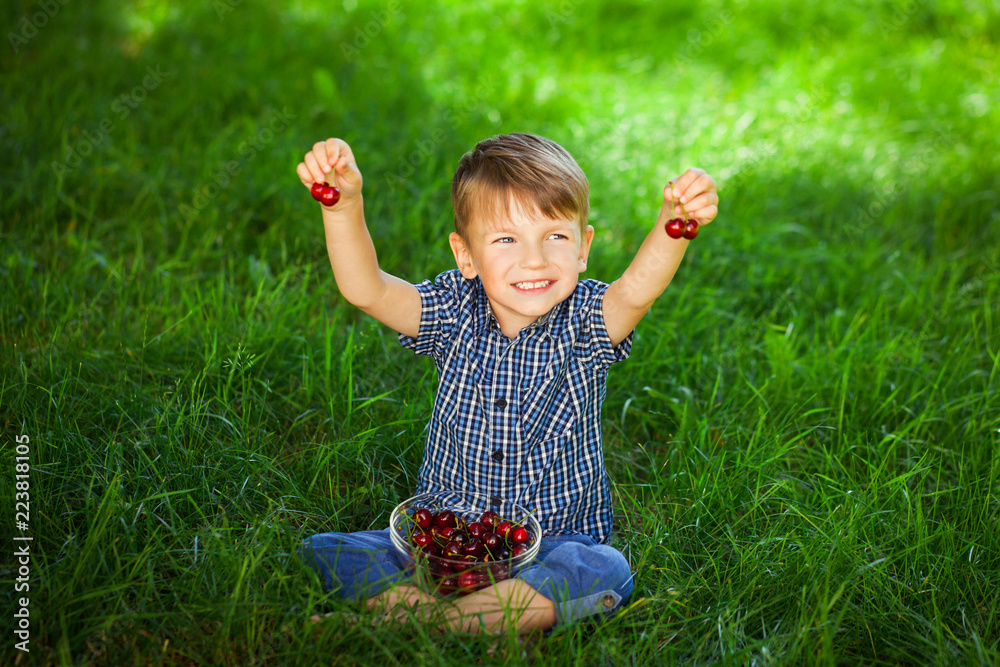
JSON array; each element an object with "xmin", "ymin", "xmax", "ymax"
[{"xmin": 2, "ymin": 0, "xmax": 999, "ymax": 664}]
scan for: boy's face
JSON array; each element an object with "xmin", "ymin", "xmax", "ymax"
[{"xmin": 449, "ymin": 196, "xmax": 595, "ymax": 337}]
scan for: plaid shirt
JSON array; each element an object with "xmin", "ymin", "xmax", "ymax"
[{"xmin": 399, "ymin": 270, "xmax": 632, "ymax": 543}]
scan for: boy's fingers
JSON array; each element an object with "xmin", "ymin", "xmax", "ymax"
[
  {"xmin": 311, "ymin": 141, "xmax": 325, "ymax": 165},
  {"xmin": 304, "ymin": 153, "xmax": 326, "ymax": 185},
  {"xmin": 690, "ymin": 204, "xmax": 718, "ymax": 224},
  {"xmin": 664, "ymin": 181, "xmax": 679, "ymax": 203},
  {"xmin": 301, "ymin": 137, "xmax": 363, "ymax": 192},
  {"xmin": 296, "ymin": 162, "xmax": 315, "ymax": 188},
  {"xmin": 678, "ymin": 173, "xmax": 714, "ymax": 204},
  {"xmin": 325, "ymin": 137, "xmax": 357, "ymax": 170},
  {"xmin": 680, "ymin": 191, "xmax": 719, "ymax": 215},
  {"xmin": 321, "ymin": 139, "xmax": 339, "ymax": 171},
  {"xmin": 318, "ymin": 137, "xmax": 366, "ymax": 188},
  {"xmin": 664, "ymin": 169, "xmax": 697, "ymax": 199},
  {"xmin": 665, "ymin": 168, "xmax": 711, "ymax": 203}
]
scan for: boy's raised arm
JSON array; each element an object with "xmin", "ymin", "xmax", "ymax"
[
  {"xmin": 297, "ymin": 138, "xmax": 422, "ymax": 339},
  {"xmin": 603, "ymin": 169, "xmax": 718, "ymax": 347}
]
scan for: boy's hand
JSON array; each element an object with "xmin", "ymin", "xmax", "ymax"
[
  {"xmin": 604, "ymin": 168, "xmax": 718, "ymax": 346},
  {"xmin": 662, "ymin": 168, "xmax": 718, "ymax": 225},
  {"xmin": 297, "ymin": 136, "xmax": 421, "ymax": 338},
  {"xmin": 296, "ymin": 138, "xmax": 364, "ymax": 208}
]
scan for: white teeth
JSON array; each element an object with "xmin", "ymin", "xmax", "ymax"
[{"xmin": 515, "ymin": 280, "xmax": 551, "ymax": 290}]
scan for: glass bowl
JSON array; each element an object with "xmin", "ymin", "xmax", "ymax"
[{"xmin": 389, "ymin": 490, "xmax": 541, "ymax": 596}]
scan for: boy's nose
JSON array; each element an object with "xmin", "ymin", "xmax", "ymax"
[{"xmin": 519, "ymin": 243, "xmax": 547, "ymax": 269}]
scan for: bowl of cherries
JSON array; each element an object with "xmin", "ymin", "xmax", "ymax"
[{"xmin": 389, "ymin": 490, "xmax": 541, "ymax": 596}]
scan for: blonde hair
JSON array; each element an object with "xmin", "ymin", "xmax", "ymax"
[{"xmin": 451, "ymin": 133, "xmax": 589, "ymax": 240}]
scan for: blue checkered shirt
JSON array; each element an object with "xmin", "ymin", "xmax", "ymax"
[{"xmin": 399, "ymin": 270, "xmax": 633, "ymax": 543}]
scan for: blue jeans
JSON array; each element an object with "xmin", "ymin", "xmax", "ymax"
[{"xmin": 299, "ymin": 529, "xmax": 634, "ymax": 625}]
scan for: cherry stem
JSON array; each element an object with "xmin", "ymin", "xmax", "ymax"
[{"xmin": 677, "ymin": 193, "xmax": 690, "ymax": 224}]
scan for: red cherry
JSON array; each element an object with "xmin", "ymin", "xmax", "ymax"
[
  {"xmin": 495, "ymin": 521, "xmax": 512, "ymax": 539},
  {"xmin": 457, "ymin": 570, "xmax": 485, "ymax": 593},
  {"xmin": 437, "ymin": 575, "xmax": 459, "ymax": 594},
  {"xmin": 510, "ymin": 526, "xmax": 531, "ymax": 544},
  {"xmin": 414, "ymin": 508, "xmax": 433, "ymax": 530},
  {"xmin": 319, "ymin": 185, "xmax": 340, "ymax": 207},
  {"xmin": 510, "ymin": 544, "xmax": 528, "ymax": 558},
  {"xmin": 683, "ymin": 220, "xmax": 699, "ymax": 239},
  {"xmin": 436, "ymin": 510, "xmax": 457, "ymax": 529},
  {"xmin": 442, "ymin": 541, "xmax": 463, "ymax": 559},
  {"xmin": 479, "ymin": 510, "xmax": 499, "ymax": 528},
  {"xmin": 411, "ymin": 531, "xmax": 433, "ymax": 549},
  {"xmin": 462, "ymin": 538, "xmax": 485, "ymax": 558},
  {"xmin": 489, "ymin": 562, "xmax": 509, "ymax": 579},
  {"xmin": 483, "ymin": 533, "xmax": 503, "ymax": 553},
  {"xmin": 467, "ymin": 522, "xmax": 488, "ymax": 539},
  {"xmin": 665, "ymin": 218, "xmax": 686, "ymax": 239},
  {"xmin": 310, "ymin": 182, "xmax": 325, "ymax": 201}
]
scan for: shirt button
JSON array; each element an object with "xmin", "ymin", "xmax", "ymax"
[
  {"xmin": 494, "ymin": 398, "xmax": 507, "ymax": 409},
  {"xmin": 491, "ymin": 495, "xmax": 502, "ymax": 506},
  {"xmin": 492, "ymin": 450, "xmax": 504, "ymax": 462}
]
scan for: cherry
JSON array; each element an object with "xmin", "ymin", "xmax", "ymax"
[
  {"xmin": 462, "ymin": 538, "xmax": 485, "ymax": 558},
  {"xmin": 510, "ymin": 526, "xmax": 531, "ymax": 544},
  {"xmin": 665, "ymin": 217, "xmax": 686, "ymax": 239},
  {"xmin": 436, "ymin": 510, "xmax": 458, "ymax": 529},
  {"xmin": 683, "ymin": 220, "xmax": 699, "ymax": 239},
  {"xmin": 510, "ymin": 544, "xmax": 528, "ymax": 558},
  {"xmin": 310, "ymin": 182, "xmax": 325, "ymax": 201},
  {"xmin": 411, "ymin": 531, "xmax": 433, "ymax": 549},
  {"xmin": 456, "ymin": 570, "xmax": 483, "ymax": 593},
  {"xmin": 467, "ymin": 522, "xmax": 488, "ymax": 539},
  {"xmin": 320, "ymin": 185, "xmax": 340, "ymax": 207},
  {"xmin": 479, "ymin": 510, "xmax": 499, "ymax": 528},
  {"xmin": 483, "ymin": 532, "xmax": 503, "ymax": 553},
  {"xmin": 495, "ymin": 521, "xmax": 512, "ymax": 539},
  {"xmin": 450, "ymin": 530, "xmax": 468, "ymax": 546},
  {"xmin": 438, "ymin": 575, "xmax": 459, "ymax": 594},
  {"xmin": 414, "ymin": 508, "xmax": 433, "ymax": 530},
  {"xmin": 442, "ymin": 541, "xmax": 463, "ymax": 559}
]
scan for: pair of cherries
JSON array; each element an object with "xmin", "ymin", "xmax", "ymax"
[
  {"xmin": 665, "ymin": 217, "xmax": 699, "ymax": 239},
  {"xmin": 664, "ymin": 183, "xmax": 699, "ymax": 239},
  {"xmin": 310, "ymin": 182, "xmax": 341, "ymax": 207}
]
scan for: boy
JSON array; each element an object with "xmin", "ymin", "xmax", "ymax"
[{"xmin": 296, "ymin": 132, "xmax": 718, "ymax": 634}]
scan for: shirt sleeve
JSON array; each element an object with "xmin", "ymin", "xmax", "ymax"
[
  {"xmin": 572, "ymin": 280, "xmax": 633, "ymax": 370},
  {"xmin": 398, "ymin": 270, "xmax": 467, "ymax": 360}
]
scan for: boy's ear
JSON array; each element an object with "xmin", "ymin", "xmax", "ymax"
[
  {"xmin": 578, "ymin": 224, "xmax": 595, "ymax": 272},
  {"xmin": 449, "ymin": 232, "xmax": 479, "ymax": 279}
]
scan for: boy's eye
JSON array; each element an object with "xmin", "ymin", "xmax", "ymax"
[
  {"xmin": 549, "ymin": 233, "xmax": 567, "ymax": 240},
  {"xmin": 495, "ymin": 237, "xmax": 515, "ymax": 244}
]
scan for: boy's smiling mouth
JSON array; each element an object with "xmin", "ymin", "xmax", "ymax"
[{"xmin": 513, "ymin": 280, "xmax": 553, "ymax": 291}]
